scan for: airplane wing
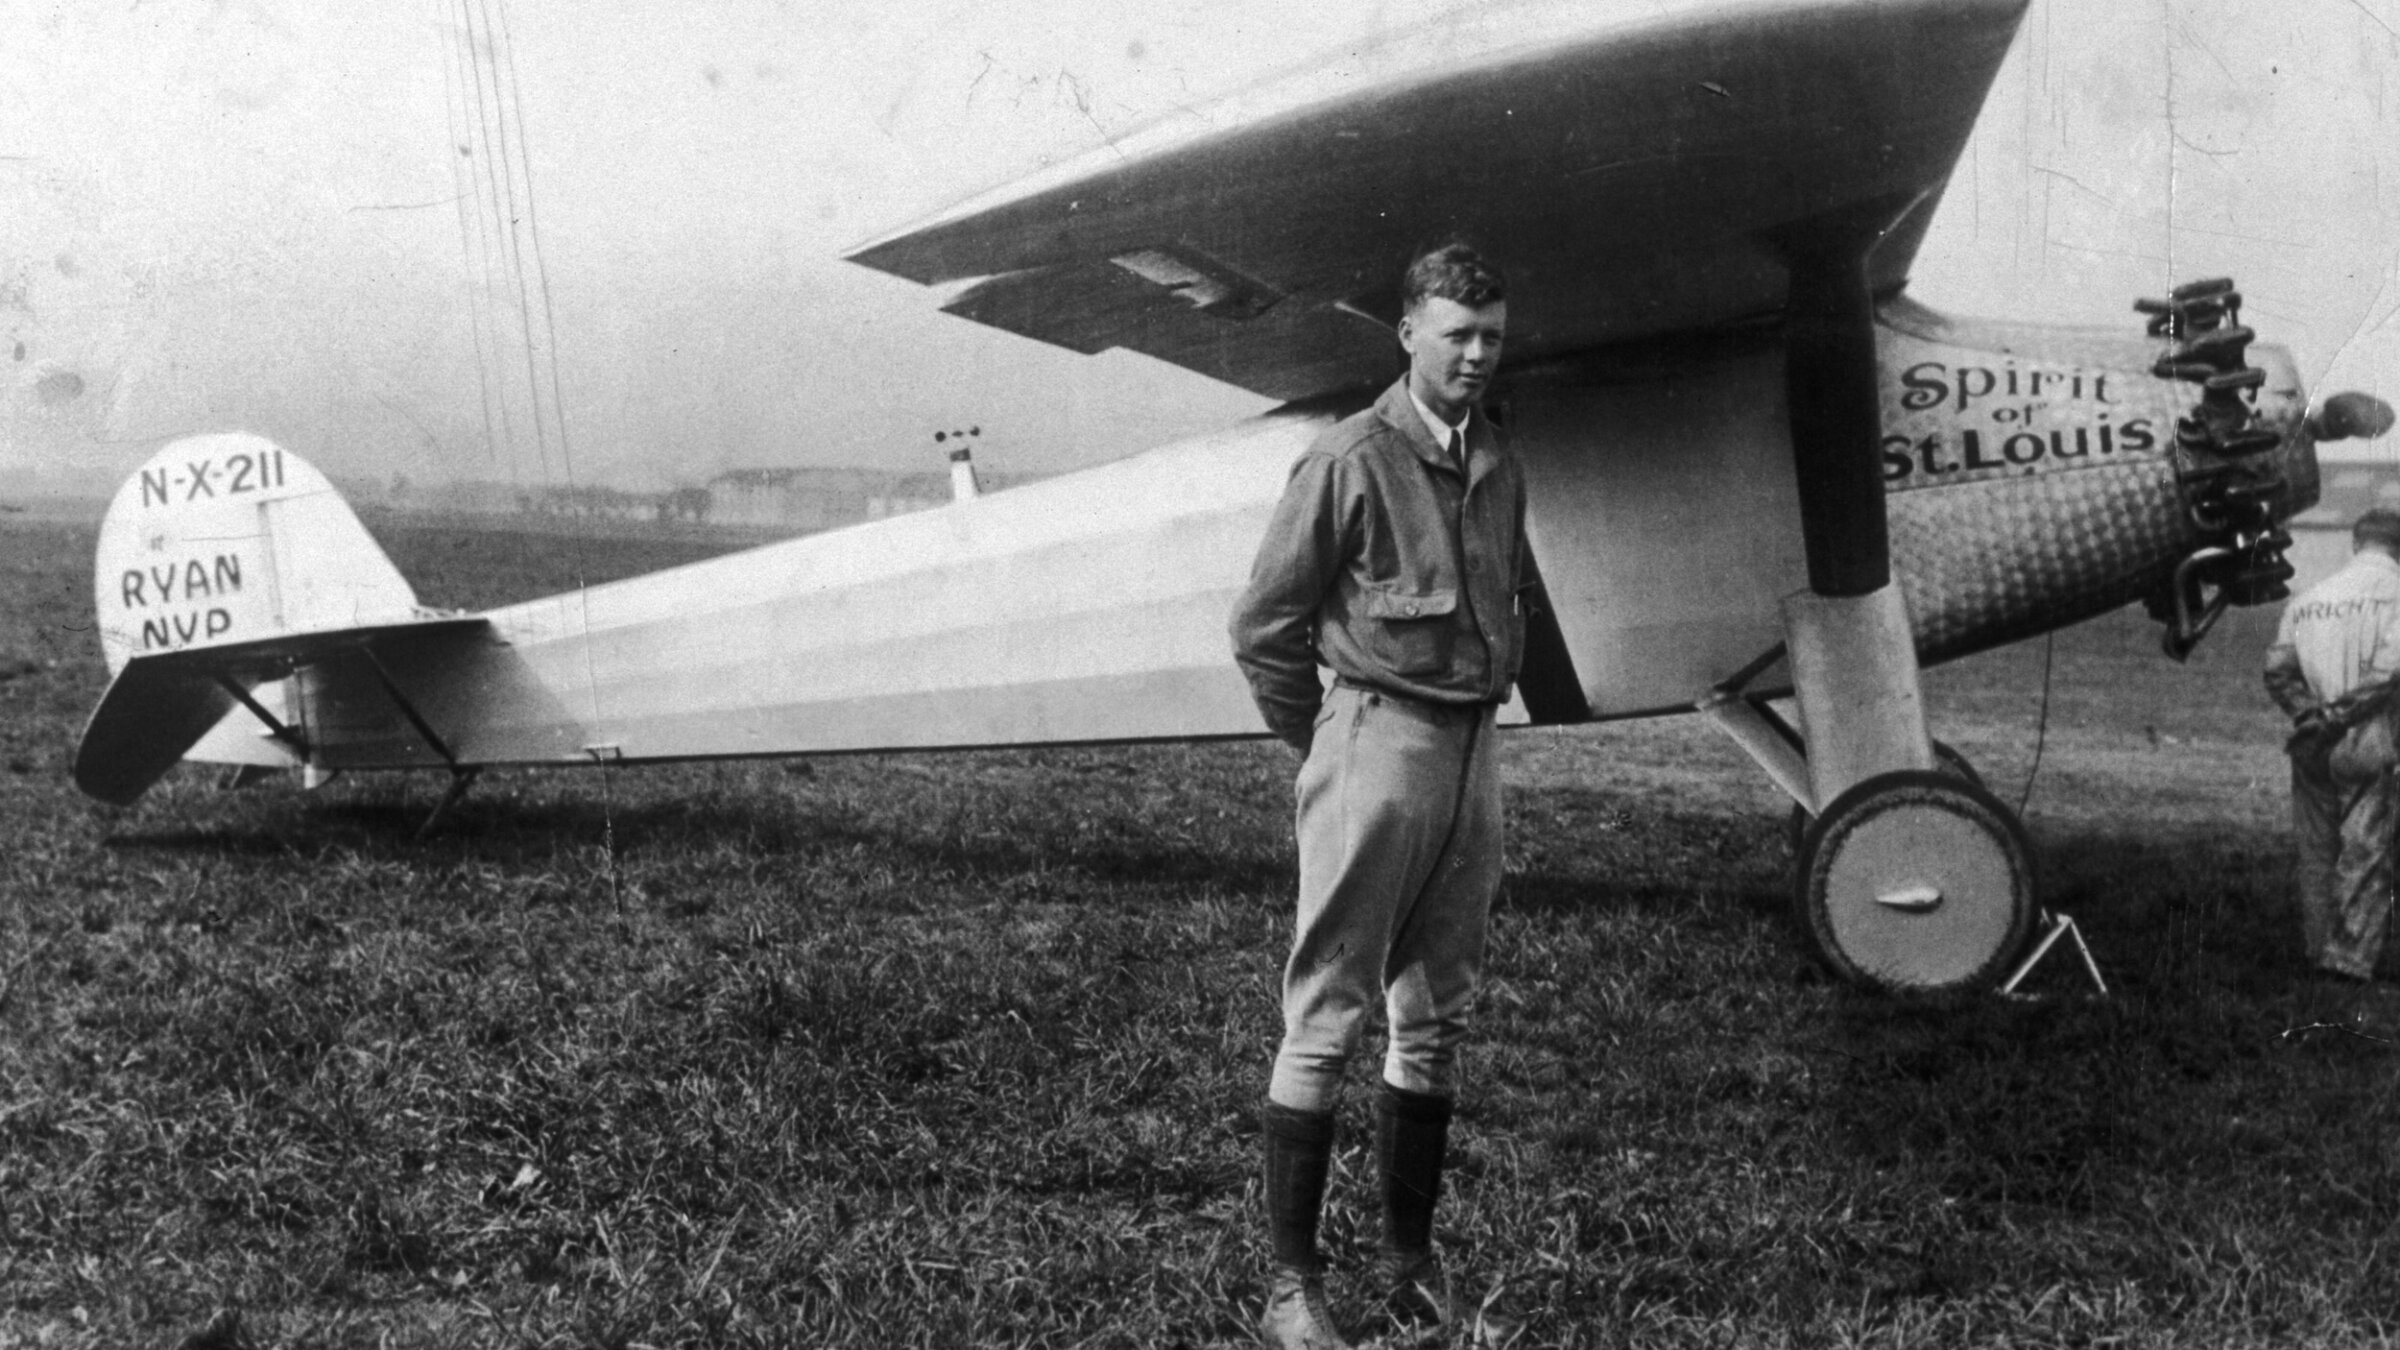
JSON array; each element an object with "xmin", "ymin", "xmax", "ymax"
[{"xmin": 845, "ymin": 0, "xmax": 2031, "ymax": 402}]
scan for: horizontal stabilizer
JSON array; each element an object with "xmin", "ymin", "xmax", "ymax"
[
  {"xmin": 73, "ymin": 614, "xmax": 493, "ymax": 806},
  {"xmin": 72, "ymin": 660, "xmax": 241, "ymax": 806},
  {"xmin": 105, "ymin": 613, "xmax": 496, "ymax": 681}
]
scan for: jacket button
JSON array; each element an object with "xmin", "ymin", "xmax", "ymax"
[{"xmin": 1403, "ymin": 602, "xmax": 1420, "ymax": 617}]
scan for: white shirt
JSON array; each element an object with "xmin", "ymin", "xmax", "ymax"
[
  {"xmin": 1406, "ymin": 386, "xmax": 1469, "ymax": 469},
  {"xmin": 2274, "ymin": 549, "xmax": 2400, "ymax": 704}
]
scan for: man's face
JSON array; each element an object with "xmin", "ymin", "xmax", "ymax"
[{"xmin": 1398, "ymin": 295, "xmax": 1506, "ymax": 423}]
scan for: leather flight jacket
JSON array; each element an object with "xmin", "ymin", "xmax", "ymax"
[{"xmin": 1230, "ymin": 378, "xmax": 1531, "ymax": 748}]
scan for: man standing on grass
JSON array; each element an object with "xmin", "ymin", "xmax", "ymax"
[
  {"xmin": 2266, "ymin": 506, "xmax": 2400, "ymax": 1001},
  {"xmin": 1229, "ymin": 242, "xmax": 1528, "ymax": 1350}
]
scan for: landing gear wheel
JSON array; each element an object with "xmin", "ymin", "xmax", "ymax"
[
  {"xmin": 1929, "ymin": 739, "xmax": 1983, "ymax": 789},
  {"xmin": 1785, "ymin": 740, "xmax": 1981, "ymax": 856},
  {"xmin": 1794, "ymin": 769, "xmax": 2036, "ymax": 993}
]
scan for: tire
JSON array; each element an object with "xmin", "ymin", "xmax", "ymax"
[
  {"xmin": 1785, "ymin": 739, "xmax": 1981, "ymax": 856},
  {"xmin": 1792, "ymin": 769, "xmax": 2037, "ymax": 993}
]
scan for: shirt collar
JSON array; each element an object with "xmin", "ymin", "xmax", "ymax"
[
  {"xmin": 1406, "ymin": 385, "xmax": 1470, "ymax": 452},
  {"xmin": 2357, "ymin": 548, "xmax": 2400, "ymax": 578}
]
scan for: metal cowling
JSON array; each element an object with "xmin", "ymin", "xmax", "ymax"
[{"xmin": 1889, "ymin": 459, "xmax": 2198, "ymax": 665}]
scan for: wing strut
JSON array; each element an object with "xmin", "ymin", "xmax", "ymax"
[
  {"xmin": 358, "ymin": 647, "xmax": 458, "ymax": 769},
  {"xmin": 212, "ymin": 674, "xmax": 310, "ymax": 758},
  {"xmin": 1696, "ymin": 644, "xmax": 1809, "ymax": 808},
  {"xmin": 354, "ymin": 647, "xmax": 479, "ymax": 837}
]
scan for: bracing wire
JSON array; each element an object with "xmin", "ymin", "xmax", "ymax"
[
  {"xmin": 493, "ymin": 0, "xmax": 579, "ymax": 500},
  {"xmin": 448, "ymin": 0, "xmax": 619, "ymax": 905},
  {"xmin": 442, "ymin": 0, "xmax": 545, "ymax": 616},
  {"xmin": 2017, "ymin": 630, "xmax": 2057, "ymax": 816},
  {"xmin": 436, "ymin": 0, "xmax": 504, "ymax": 474},
  {"xmin": 451, "ymin": 0, "xmax": 530, "ymax": 487},
  {"xmin": 465, "ymin": 0, "xmax": 595, "ymax": 624},
  {"xmin": 462, "ymin": 0, "xmax": 557, "ymax": 486}
]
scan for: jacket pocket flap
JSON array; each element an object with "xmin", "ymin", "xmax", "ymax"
[{"xmin": 1363, "ymin": 586, "xmax": 1457, "ymax": 620}]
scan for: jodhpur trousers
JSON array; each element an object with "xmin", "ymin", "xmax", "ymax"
[
  {"xmin": 2293, "ymin": 715, "xmax": 2400, "ymax": 980},
  {"xmin": 1268, "ymin": 683, "xmax": 1503, "ymax": 1113}
]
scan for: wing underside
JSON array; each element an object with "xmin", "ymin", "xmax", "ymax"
[{"xmin": 846, "ymin": 0, "xmax": 2031, "ymax": 401}]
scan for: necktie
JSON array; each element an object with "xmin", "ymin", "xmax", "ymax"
[{"xmin": 1446, "ymin": 426, "xmax": 1465, "ymax": 476}]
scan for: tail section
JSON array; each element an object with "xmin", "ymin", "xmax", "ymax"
[
  {"xmin": 93, "ymin": 433, "xmax": 421, "ymax": 674},
  {"xmin": 76, "ymin": 435, "xmax": 485, "ymax": 806}
]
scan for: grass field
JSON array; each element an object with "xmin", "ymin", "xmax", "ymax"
[{"xmin": 4, "ymin": 514, "xmax": 2396, "ymax": 1348}]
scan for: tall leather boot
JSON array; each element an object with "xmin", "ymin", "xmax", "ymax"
[
  {"xmin": 1375, "ymin": 1082, "xmax": 1454, "ymax": 1332},
  {"xmin": 1259, "ymin": 1101, "xmax": 1351, "ymax": 1350},
  {"xmin": 1376, "ymin": 1083, "xmax": 1521, "ymax": 1346}
]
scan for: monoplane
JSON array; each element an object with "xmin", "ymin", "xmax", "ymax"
[{"xmin": 72, "ymin": 0, "xmax": 2396, "ymax": 991}]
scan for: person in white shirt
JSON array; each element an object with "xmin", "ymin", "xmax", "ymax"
[{"xmin": 2265, "ymin": 507, "xmax": 2400, "ymax": 983}]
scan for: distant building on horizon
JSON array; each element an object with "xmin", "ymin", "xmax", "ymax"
[
  {"xmin": 1, "ymin": 448, "xmax": 1038, "ymax": 537},
  {"xmin": 705, "ymin": 463, "xmax": 1025, "ymax": 532},
  {"xmin": 357, "ymin": 459, "xmax": 1029, "ymax": 535}
]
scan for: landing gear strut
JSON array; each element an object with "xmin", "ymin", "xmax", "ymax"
[
  {"xmin": 1748, "ymin": 206, "xmax": 2039, "ymax": 993},
  {"xmin": 1711, "ymin": 641, "xmax": 2038, "ymax": 992}
]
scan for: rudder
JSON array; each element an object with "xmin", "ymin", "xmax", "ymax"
[{"xmin": 94, "ymin": 433, "xmax": 422, "ymax": 674}]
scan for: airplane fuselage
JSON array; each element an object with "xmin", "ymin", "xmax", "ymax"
[{"xmin": 161, "ymin": 297, "xmax": 2312, "ymax": 777}]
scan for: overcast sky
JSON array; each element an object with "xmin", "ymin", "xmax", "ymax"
[{"xmin": 3, "ymin": 0, "xmax": 2397, "ymax": 495}]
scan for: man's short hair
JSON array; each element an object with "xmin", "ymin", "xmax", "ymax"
[
  {"xmin": 2357, "ymin": 507, "xmax": 2400, "ymax": 552},
  {"xmin": 1402, "ymin": 243, "xmax": 1506, "ymax": 316}
]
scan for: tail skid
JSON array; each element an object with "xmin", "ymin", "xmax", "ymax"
[{"xmin": 75, "ymin": 434, "xmax": 481, "ymax": 806}]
